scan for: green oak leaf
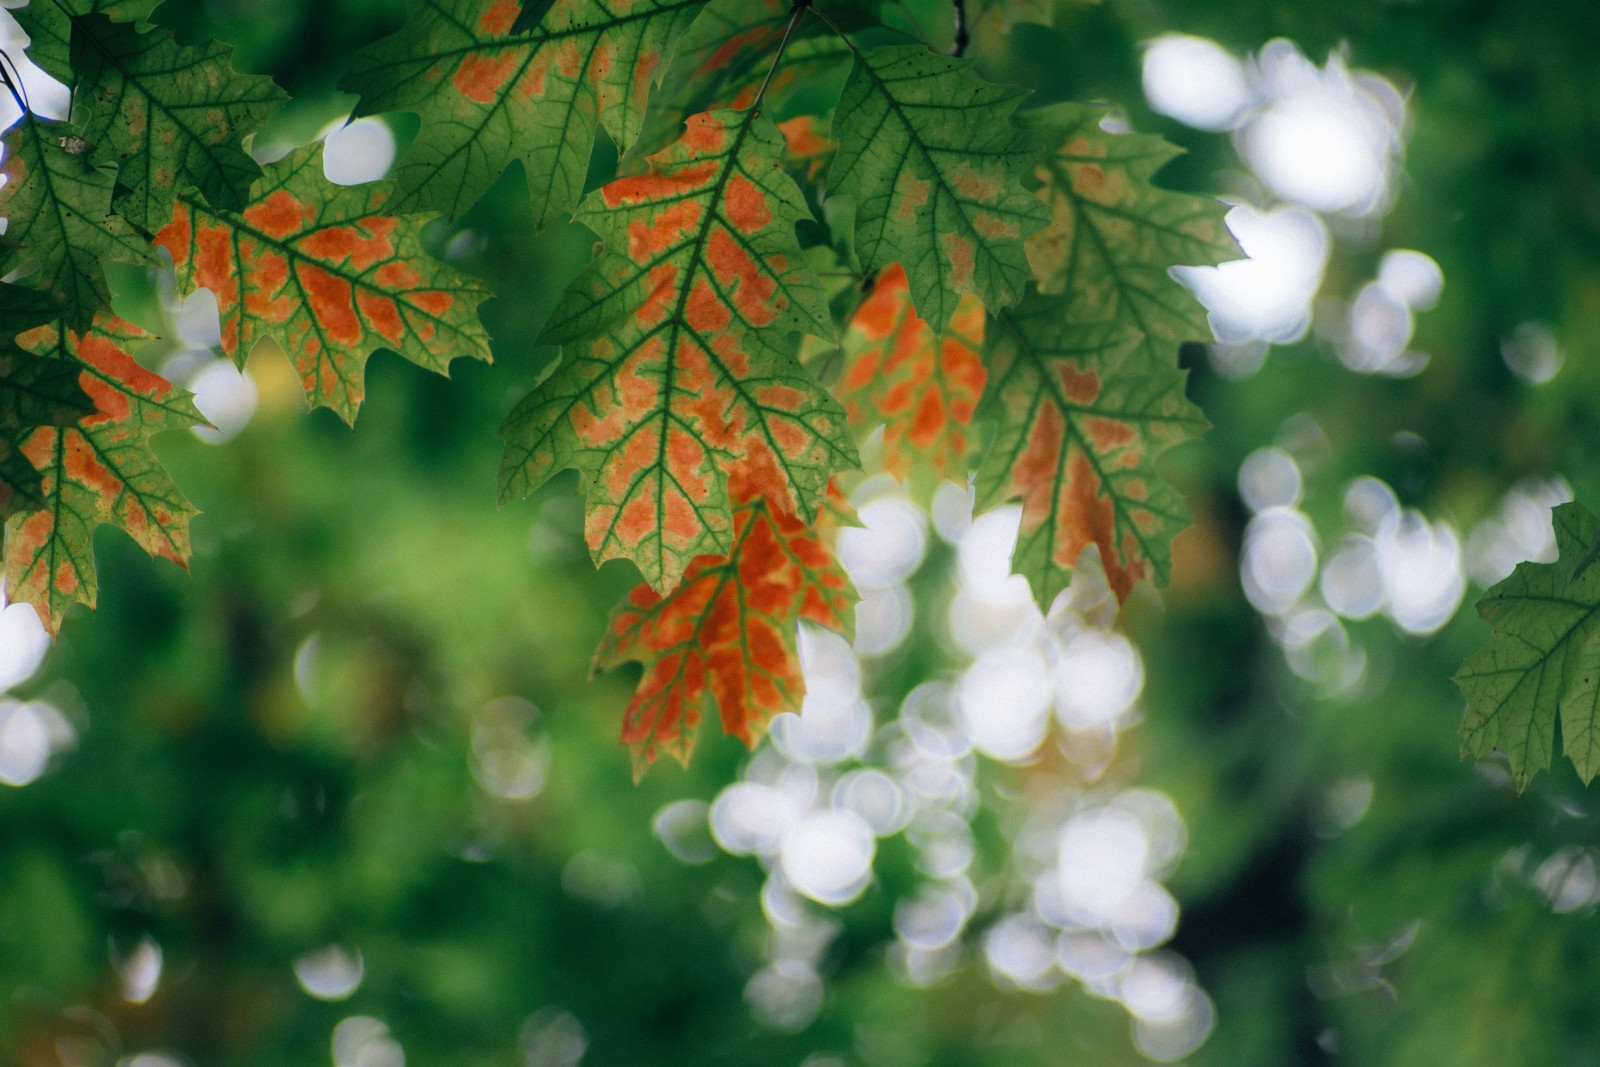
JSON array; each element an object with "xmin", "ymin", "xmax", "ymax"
[
  {"xmin": 69, "ymin": 13, "xmax": 288, "ymax": 231},
  {"xmin": 827, "ymin": 43, "xmax": 1048, "ymax": 330},
  {"xmin": 1457, "ymin": 500, "xmax": 1600, "ymax": 789}
]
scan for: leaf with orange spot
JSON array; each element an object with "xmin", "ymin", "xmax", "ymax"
[
  {"xmin": 1, "ymin": 316, "xmax": 202, "ymax": 636},
  {"xmin": 1020, "ymin": 103, "xmax": 1239, "ymax": 371},
  {"xmin": 12, "ymin": 0, "xmax": 157, "ymax": 84},
  {"xmin": 624, "ymin": 0, "xmax": 855, "ymax": 166},
  {"xmin": 341, "ymin": 0, "xmax": 705, "ymax": 227},
  {"xmin": 976, "ymin": 292, "xmax": 1206, "ymax": 609},
  {"xmin": 0, "ymin": 117, "xmax": 154, "ymax": 329},
  {"xmin": 153, "ymin": 144, "xmax": 493, "ymax": 424},
  {"xmin": 499, "ymin": 108, "xmax": 856, "ymax": 593},
  {"xmin": 69, "ymin": 13, "xmax": 288, "ymax": 231},
  {"xmin": 595, "ymin": 483, "xmax": 855, "ymax": 774},
  {"xmin": 835, "ymin": 264, "xmax": 984, "ymax": 483},
  {"xmin": 0, "ymin": 350, "xmax": 96, "ymax": 521},
  {"xmin": 828, "ymin": 44, "xmax": 1048, "ymax": 330}
]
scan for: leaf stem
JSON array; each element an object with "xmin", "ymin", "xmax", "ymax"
[
  {"xmin": 0, "ymin": 49, "xmax": 31, "ymax": 116},
  {"xmin": 751, "ymin": 0, "xmax": 812, "ymax": 117}
]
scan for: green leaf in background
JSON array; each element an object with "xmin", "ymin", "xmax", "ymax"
[
  {"xmin": 0, "ymin": 117, "xmax": 153, "ymax": 330},
  {"xmin": 341, "ymin": 0, "xmax": 705, "ymax": 226},
  {"xmin": 826, "ymin": 42, "xmax": 1048, "ymax": 329},
  {"xmin": 1019, "ymin": 103, "xmax": 1238, "ymax": 370},
  {"xmin": 69, "ymin": 13, "xmax": 288, "ymax": 232},
  {"xmin": 978, "ymin": 292, "xmax": 1206, "ymax": 607},
  {"xmin": 1457, "ymin": 500, "xmax": 1600, "ymax": 789}
]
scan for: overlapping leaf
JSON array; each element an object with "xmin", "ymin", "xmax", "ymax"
[
  {"xmin": 828, "ymin": 43, "xmax": 1048, "ymax": 329},
  {"xmin": 341, "ymin": 0, "xmax": 704, "ymax": 226},
  {"xmin": 0, "ymin": 350, "xmax": 95, "ymax": 521},
  {"xmin": 1020, "ymin": 103, "xmax": 1238, "ymax": 367},
  {"xmin": 596, "ymin": 483, "xmax": 854, "ymax": 773},
  {"xmin": 153, "ymin": 144, "xmax": 493, "ymax": 424},
  {"xmin": 70, "ymin": 13, "xmax": 287, "ymax": 231},
  {"xmin": 836, "ymin": 264, "xmax": 984, "ymax": 482},
  {"xmin": 499, "ymin": 109, "xmax": 856, "ymax": 593},
  {"xmin": 11, "ymin": 0, "xmax": 157, "ymax": 84},
  {"xmin": 977, "ymin": 292, "xmax": 1205, "ymax": 607},
  {"xmin": 0, "ymin": 117, "xmax": 153, "ymax": 329},
  {"xmin": 1456, "ymin": 501, "xmax": 1600, "ymax": 789},
  {"xmin": 2, "ymin": 317, "xmax": 201, "ymax": 635}
]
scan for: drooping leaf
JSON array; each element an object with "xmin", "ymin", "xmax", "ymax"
[
  {"xmin": 595, "ymin": 483, "xmax": 854, "ymax": 774},
  {"xmin": 827, "ymin": 43, "xmax": 1048, "ymax": 329},
  {"xmin": 0, "ymin": 349, "xmax": 96, "ymax": 521},
  {"xmin": 1020, "ymin": 103, "xmax": 1238, "ymax": 368},
  {"xmin": 341, "ymin": 0, "xmax": 704, "ymax": 226},
  {"xmin": 1, "ymin": 316, "xmax": 201, "ymax": 635},
  {"xmin": 835, "ymin": 263, "xmax": 984, "ymax": 483},
  {"xmin": 69, "ymin": 13, "xmax": 288, "ymax": 231},
  {"xmin": 500, "ymin": 109, "xmax": 856, "ymax": 593},
  {"xmin": 976, "ymin": 291, "xmax": 1206, "ymax": 607},
  {"xmin": 11, "ymin": 0, "xmax": 157, "ymax": 84},
  {"xmin": 1456, "ymin": 501, "xmax": 1600, "ymax": 789},
  {"xmin": 153, "ymin": 144, "xmax": 493, "ymax": 424},
  {"xmin": 0, "ymin": 116, "xmax": 153, "ymax": 329}
]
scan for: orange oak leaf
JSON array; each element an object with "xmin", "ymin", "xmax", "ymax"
[
  {"xmin": 154, "ymin": 143, "xmax": 493, "ymax": 424},
  {"xmin": 976, "ymin": 294, "xmax": 1204, "ymax": 607},
  {"xmin": 595, "ymin": 483, "xmax": 855, "ymax": 774},
  {"xmin": 499, "ymin": 109, "xmax": 856, "ymax": 593},
  {"xmin": 2, "ymin": 317, "xmax": 202, "ymax": 636},
  {"xmin": 837, "ymin": 264, "xmax": 985, "ymax": 482},
  {"xmin": 342, "ymin": 0, "xmax": 705, "ymax": 226}
]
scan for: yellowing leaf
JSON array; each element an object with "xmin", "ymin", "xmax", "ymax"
[
  {"xmin": 1457, "ymin": 501, "xmax": 1600, "ymax": 789},
  {"xmin": 153, "ymin": 144, "xmax": 493, "ymax": 424},
  {"xmin": 836, "ymin": 264, "xmax": 984, "ymax": 483},
  {"xmin": 828, "ymin": 43, "xmax": 1048, "ymax": 329},
  {"xmin": 2, "ymin": 317, "xmax": 201, "ymax": 635},
  {"xmin": 596, "ymin": 485, "xmax": 855, "ymax": 774},
  {"xmin": 977, "ymin": 294, "xmax": 1205, "ymax": 607},
  {"xmin": 70, "ymin": 13, "xmax": 288, "ymax": 231},
  {"xmin": 342, "ymin": 0, "xmax": 704, "ymax": 225},
  {"xmin": 500, "ymin": 109, "xmax": 856, "ymax": 593}
]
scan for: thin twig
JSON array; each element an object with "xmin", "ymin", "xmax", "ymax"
[
  {"xmin": 0, "ymin": 49, "xmax": 31, "ymax": 117},
  {"xmin": 950, "ymin": 0, "xmax": 970, "ymax": 58},
  {"xmin": 751, "ymin": 0, "xmax": 812, "ymax": 117}
]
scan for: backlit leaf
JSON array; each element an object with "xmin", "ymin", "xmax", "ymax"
[
  {"xmin": 1456, "ymin": 500, "xmax": 1600, "ymax": 789},
  {"xmin": 153, "ymin": 144, "xmax": 493, "ymax": 424},
  {"xmin": 70, "ymin": 13, "xmax": 288, "ymax": 231},
  {"xmin": 0, "ymin": 116, "xmax": 153, "ymax": 329},
  {"xmin": 1, "ymin": 316, "xmax": 201, "ymax": 635},
  {"xmin": 836, "ymin": 264, "xmax": 984, "ymax": 483},
  {"xmin": 976, "ymin": 292, "xmax": 1206, "ymax": 607},
  {"xmin": 499, "ymin": 109, "xmax": 856, "ymax": 593},
  {"xmin": 11, "ymin": 0, "xmax": 157, "ymax": 84},
  {"xmin": 341, "ymin": 0, "xmax": 704, "ymax": 226},
  {"xmin": 1020, "ymin": 103, "xmax": 1238, "ymax": 368},
  {"xmin": 828, "ymin": 43, "xmax": 1048, "ymax": 329},
  {"xmin": 0, "ymin": 349, "xmax": 96, "ymax": 521},
  {"xmin": 595, "ymin": 484, "xmax": 854, "ymax": 774}
]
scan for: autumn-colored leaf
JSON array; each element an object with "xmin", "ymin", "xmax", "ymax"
[
  {"xmin": 1456, "ymin": 501, "xmax": 1600, "ymax": 790},
  {"xmin": 836, "ymin": 264, "xmax": 984, "ymax": 483},
  {"xmin": 827, "ymin": 42, "xmax": 1048, "ymax": 329},
  {"xmin": 0, "ymin": 116, "xmax": 153, "ymax": 329},
  {"xmin": 69, "ymin": 13, "xmax": 288, "ymax": 231},
  {"xmin": 0, "ymin": 349, "xmax": 96, "ymax": 521},
  {"xmin": 0, "ymin": 282, "xmax": 74, "ymax": 342},
  {"xmin": 1020, "ymin": 103, "xmax": 1238, "ymax": 369},
  {"xmin": 976, "ymin": 292, "xmax": 1206, "ymax": 608},
  {"xmin": 499, "ymin": 108, "xmax": 856, "ymax": 593},
  {"xmin": 341, "ymin": 0, "xmax": 704, "ymax": 226},
  {"xmin": 153, "ymin": 144, "xmax": 493, "ymax": 424},
  {"xmin": 1, "ymin": 316, "xmax": 201, "ymax": 635},
  {"xmin": 11, "ymin": 0, "xmax": 157, "ymax": 84},
  {"xmin": 595, "ymin": 483, "xmax": 855, "ymax": 774}
]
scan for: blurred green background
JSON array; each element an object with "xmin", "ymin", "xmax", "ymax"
[{"xmin": 4, "ymin": 0, "xmax": 1600, "ymax": 1065}]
